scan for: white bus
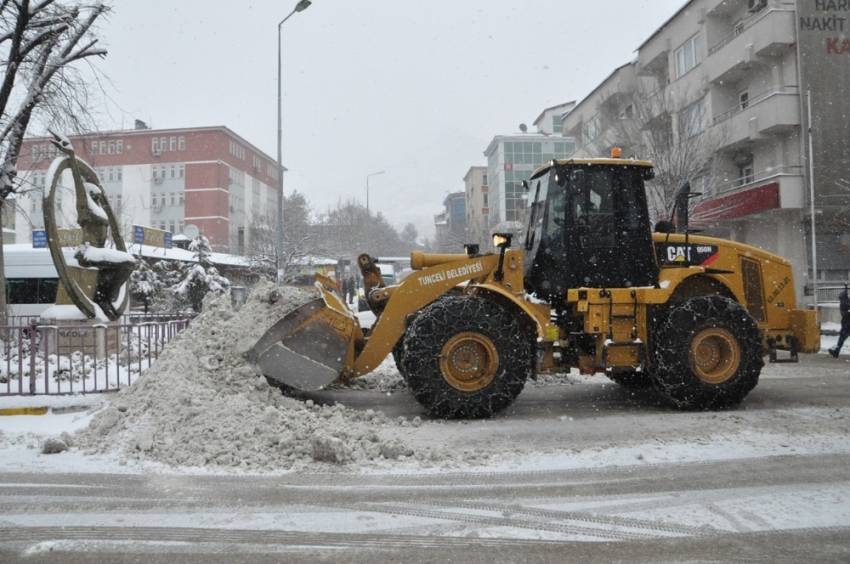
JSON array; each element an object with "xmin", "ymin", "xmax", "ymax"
[{"xmin": 3, "ymin": 245, "xmax": 70, "ymax": 318}]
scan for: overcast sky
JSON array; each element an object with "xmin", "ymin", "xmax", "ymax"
[{"xmin": 94, "ymin": 0, "xmax": 685, "ymax": 241}]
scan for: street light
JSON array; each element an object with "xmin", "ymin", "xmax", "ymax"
[
  {"xmin": 366, "ymin": 170, "xmax": 385, "ymax": 216},
  {"xmin": 276, "ymin": 0, "xmax": 312, "ymax": 285}
]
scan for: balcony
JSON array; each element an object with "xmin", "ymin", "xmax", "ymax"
[
  {"xmin": 712, "ymin": 87, "xmax": 800, "ymax": 149},
  {"xmin": 705, "ymin": 9, "xmax": 796, "ymax": 84},
  {"xmin": 638, "ymin": 36, "xmax": 671, "ymax": 79},
  {"xmin": 693, "ymin": 166, "xmax": 805, "ymax": 224}
]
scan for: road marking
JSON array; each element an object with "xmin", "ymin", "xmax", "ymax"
[{"xmin": 0, "ymin": 407, "xmax": 48, "ymax": 416}]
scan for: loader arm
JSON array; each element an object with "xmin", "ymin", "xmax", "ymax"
[{"xmin": 351, "ymin": 254, "xmax": 500, "ymax": 377}]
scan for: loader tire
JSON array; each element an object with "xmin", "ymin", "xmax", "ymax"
[
  {"xmin": 651, "ymin": 296, "xmax": 763, "ymax": 410},
  {"xmin": 393, "ymin": 294, "xmax": 461, "ymax": 383},
  {"xmin": 606, "ymin": 369, "xmax": 653, "ymax": 389},
  {"xmin": 401, "ymin": 295, "xmax": 534, "ymax": 419}
]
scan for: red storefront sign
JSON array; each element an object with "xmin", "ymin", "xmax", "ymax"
[{"xmin": 692, "ymin": 182, "xmax": 780, "ymax": 224}]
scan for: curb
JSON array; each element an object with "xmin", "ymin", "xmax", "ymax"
[{"xmin": 0, "ymin": 407, "xmax": 49, "ymax": 416}]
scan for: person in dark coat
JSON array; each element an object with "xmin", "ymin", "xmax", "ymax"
[
  {"xmin": 829, "ymin": 287, "xmax": 850, "ymax": 358},
  {"xmin": 346, "ymin": 276, "xmax": 356, "ymax": 304},
  {"xmin": 341, "ymin": 276, "xmax": 351, "ymax": 302}
]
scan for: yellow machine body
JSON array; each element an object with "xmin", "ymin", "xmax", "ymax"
[{"xmin": 250, "ymin": 157, "xmax": 818, "ymax": 396}]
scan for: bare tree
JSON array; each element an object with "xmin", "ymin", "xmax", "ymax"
[
  {"xmin": 246, "ymin": 190, "xmax": 316, "ymax": 282},
  {"xmin": 314, "ymin": 199, "xmax": 411, "ymax": 258},
  {"xmin": 577, "ymin": 83, "xmax": 726, "ymax": 222},
  {"xmin": 0, "ymin": 0, "xmax": 108, "ymax": 321}
]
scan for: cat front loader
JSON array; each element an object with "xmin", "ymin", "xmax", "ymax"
[{"xmin": 248, "ymin": 156, "xmax": 820, "ymax": 418}]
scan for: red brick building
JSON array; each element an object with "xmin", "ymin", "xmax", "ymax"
[{"xmin": 15, "ymin": 124, "xmax": 282, "ymax": 253}]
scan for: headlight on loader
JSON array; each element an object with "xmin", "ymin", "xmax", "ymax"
[{"xmin": 492, "ymin": 233, "xmax": 513, "ymax": 249}]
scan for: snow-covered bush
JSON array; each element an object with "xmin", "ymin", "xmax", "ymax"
[
  {"xmin": 129, "ymin": 259, "xmax": 162, "ymax": 313},
  {"xmin": 172, "ymin": 235, "xmax": 231, "ymax": 312}
]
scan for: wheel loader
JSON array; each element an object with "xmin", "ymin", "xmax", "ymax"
[{"xmin": 248, "ymin": 156, "xmax": 820, "ymax": 418}]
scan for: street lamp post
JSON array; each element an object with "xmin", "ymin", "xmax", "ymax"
[
  {"xmin": 276, "ymin": 0, "xmax": 312, "ymax": 285},
  {"xmin": 365, "ymin": 170, "xmax": 385, "ymax": 216}
]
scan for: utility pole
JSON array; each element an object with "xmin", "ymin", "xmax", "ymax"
[
  {"xmin": 366, "ymin": 170, "xmax": 386, "ymax": 216},
  {"xmin": 276, "ymin": 0, "xmax": 312, "ymax": 285}
]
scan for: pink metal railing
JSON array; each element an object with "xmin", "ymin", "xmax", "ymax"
[{"xmin": 0, "ymin": 317, "xmax": 192, "ymax": 396}]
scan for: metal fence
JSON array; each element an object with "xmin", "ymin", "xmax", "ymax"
[
  {"xmin": 817, "ymin": 285, "xmax": 849, "ymax": 305},
  {"xmin": 0, "ymin": 317, "xmax": 192, "ymax": 396}
]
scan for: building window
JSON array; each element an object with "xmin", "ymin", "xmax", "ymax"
[
  {"xmin": 152, "ymin": 138, "xmax": 160, "ymax": 153},
  {"xmin": 116, "ymin": 140, "xmax": 123, "ymax": 154},
  {"xmin": 90, "ymin": 141, "xmax": 99, "ymax": 155},
  {"xmin": 738, "ymin": 165, "xmax": 754, "ymax": 186},
  {"xmin": 674, "ymin": 34, "xmax": 702, "ymax": 79},
  {"xmin": 229, "ymin": 140, "xmax": 246, "ymax": 160},
  {"xmin": 31, "ymin": 142, "xmax": 61, "ymax": 163},
  {"xmin": 169, "ymin": 137, "xmax": 177, "ymax": 151},
  {"xmin": 681, "ymin": 98, "xmax": 706, "ymax": 138},
  {"xmin": 504, "ymin": 141, "xmax": 543, "ymax": 166},
  {"xmin": 178, "ymin": 164, "xmax": 185, "ymax": 178},
  {"xmin": 178, "ymin": 136, "xmax": 186, "ymax": 151},
  {"xmin": 170, "ymin": 193, "xmax": 176, "ymax": 206},
  {"xmin": 739, "ymin": 90, "xmax": 750, "ymax": 110},
  {"xmin": 483, "ymin": 173, "xmax": 488, "ymax": 185},
  {"xmin": 583, "ymin": 114, "xmax": 602, "ymax": 142},
  {"xmin": 552, "ymin": 115, "xmax": 562, "ymax": 134},
  {"xmin": 179, "ymin": 193, "xmax": 184, "ymax": 205},
  {"xmin": 170, "ymin": 165, "xmax": 176, "ymax": 179}
]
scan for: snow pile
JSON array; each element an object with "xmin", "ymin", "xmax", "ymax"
[{"xmin": 74, "ymin": 281, "xmax": 434, "ymax": 470}]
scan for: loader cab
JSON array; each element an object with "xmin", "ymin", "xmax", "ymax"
[{"xmin": 523, "ymin": 159, "xmax": 659, "ymax": 305}]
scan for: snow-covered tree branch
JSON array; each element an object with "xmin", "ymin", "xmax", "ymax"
[{"xmin": 0, "ymin": 0, "xmax": 108, "ymax": 321}]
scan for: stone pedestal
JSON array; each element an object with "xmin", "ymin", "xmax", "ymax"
[{"xmin": 39, "ymin": 308, "xmax": 122, "ymax": 358}]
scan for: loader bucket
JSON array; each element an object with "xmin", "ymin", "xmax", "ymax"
[{"xmin": 246, "ymin": 288, "xmax": 360, "ymax": 391}]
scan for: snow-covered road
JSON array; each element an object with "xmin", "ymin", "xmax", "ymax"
[{"xmin": 1, "ymin": 353, "xmax": 849, "ymax": 562}]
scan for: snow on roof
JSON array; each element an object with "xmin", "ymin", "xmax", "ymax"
[
  {"xmin": 172, "ymin": 234, "xmax": 190, "ymax": 241},
  {"xmin": 291, "ymin": 255, "xmax": 337, "ymax": 267},
  {"xmin": 4, "ymin": 243, "xmax": 252, "ymax": 268}
]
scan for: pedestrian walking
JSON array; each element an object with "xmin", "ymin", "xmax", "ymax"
[
  {"xmin": 341, "ymin": 276, "xmax": 351, "ymax": 304},
  {"xmin": 829, "ymin": 286, "xmax": 850, "ymax": 358},
  {"xmin": 346, "ymin": 276, "xmax": 356, "ymax": 305}
]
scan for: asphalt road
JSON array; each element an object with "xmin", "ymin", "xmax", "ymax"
[{"xmin": 1, "ymin": 353, "xmax": 849, "ymax": 562}]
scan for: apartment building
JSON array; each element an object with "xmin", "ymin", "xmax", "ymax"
[
  {"xmin": 533, "ymin": 101, "xmax": 577, "ymax": 136},
  {"xmin": 433, "ymin": 192, "xmax": 467, "ymax": 252},
  {"xmin": 483, "ymin": 134, "xmax": 577, "ymax": 237},
  {"xmin": 561, "ymin": 0, "xmax": 850, "ymax": 301},
  {"xmin": 14, "ymin": 124, "xmax": 282, "ymax": 254},
  {"xmin": 463, "ymin": 166, "xmax": 489, "ymax": 247}
]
